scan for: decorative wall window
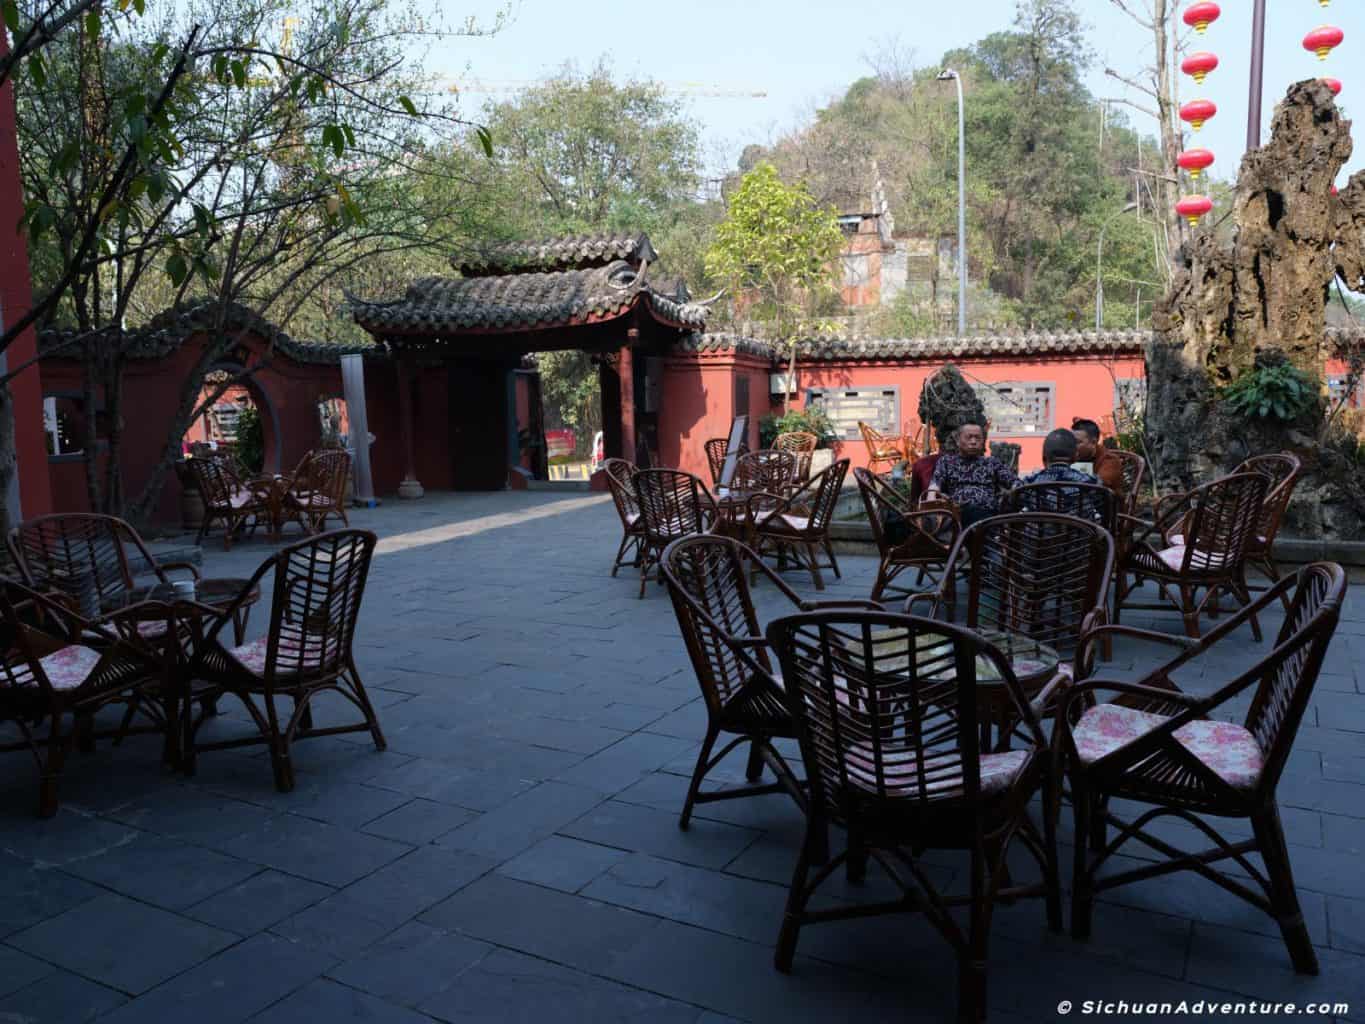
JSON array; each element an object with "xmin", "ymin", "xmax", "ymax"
[
  {"xmin": 971, "ymin": 381, "xmax": 1055, "ymax": 436},
  {"xmin": 43, "ymin": 395, "xmax": 91, "ymax": 456},
  {"xmin": 807, "ymin": 387, "xmax": 899, "ymax": 442}
]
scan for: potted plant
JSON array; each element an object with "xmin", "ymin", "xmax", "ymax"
[{"xmin": 760, "ymin": 408, "xmax": 840, "ymax": 474}]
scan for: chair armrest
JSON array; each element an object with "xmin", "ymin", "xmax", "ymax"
[
  {"xmin": 798, "ymin": 599, "xmax": 886, "ymax": 611},
  {"xmin": 1028, "ymin": 670, "xmax": 1073, "ymax": 720},
  {"xmin": 1061, "ymin": 678, "xmax": 1200, "ymax": 718},
  {"xmin": 902, "ymin": 592, "xmax": 940, "ymax": 615},
  {"xmin": 1076, "ymin": 623, "xmax": 1198, "ymax": 674},
  {"xmin": 155, "ymin": 560, "xmax": 202, "ymax": 581}
]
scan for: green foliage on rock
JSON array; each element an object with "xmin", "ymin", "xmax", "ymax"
[{"xmin": 1220, "ymin": 364, "xmax": 1320, "ymax": 424}]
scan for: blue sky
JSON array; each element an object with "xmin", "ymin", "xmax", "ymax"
[{"xmin": 435, "ymin": 0, "xmax": 1363, "ymax": 183}]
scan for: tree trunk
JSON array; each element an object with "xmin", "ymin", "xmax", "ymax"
[
  {"xmin": 0, "ymin": 382, "xmax": 18, "ymax": 555},
  {"xmin": 1152, "ymin": 0, "xmax": 1186, "ymax": 278}
]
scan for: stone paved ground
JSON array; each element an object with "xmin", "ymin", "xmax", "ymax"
[{"xmin": 2, "ymin": 491, "xmax": 1365, "ymax": 1023}]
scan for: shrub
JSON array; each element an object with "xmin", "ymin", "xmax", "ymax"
[
  {"xmin": 1220, "ymin": 364, "xmax": 1319, "ymax": 423},
  {"xmin": 235, "ymin": 405, "xmax": 264, "ymax": 473},
  {"xmin": 759, "ymin": 407, "xmax": 839, "ymax": 450}
]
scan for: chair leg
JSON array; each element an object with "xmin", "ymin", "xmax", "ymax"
[
  {"xmin": 610, "ymin": 533, "xmax": 631, "ymax": 577},
  {"xmin": 37, "ymin": 713, "xmax": 69, "ymax": 819},
  {"xmin": 1257, "ymin": 555, "xmax": 1290, "ymax": 611},
  {"xmin": 1179, "ymin": 584, "xmax": 1200, "ymax": 639},
  {"xmin": 823, "ymin": 538, "xmax": 841, "ymax": 580},
  {"xmin": 805, "ymin": 543, "xmax": 825, "ymax": 591},
  {"xmin": 745, "ymin": 737, "xmax": 764, "ymax": 782},
  {"xmin": 679, "ymin": 725, "xmax": 719, "ymax": 831},
  {"xmin": 1040, "ymin": 774, "xmax": 1063, "ymax": 933},
  {"xmin": 1070, "ymin": 783, "xmax": 1095, "ymax": 940},
  {"xmin": 960, "ymin": 843, "xmax": 994, "ymax": 1023},
  {"xmin": 1252, "ymin": 804, "xmax": 1319, "ymax": 975},
  {"xmin": 774, "ymin": 831, "xmax": 815, "ymax": 973},
  {"xmin": 1232, "ymin": 575, "xmax": 1262, "ymax": 643},
  {"xmin": 346, "ymin": 663, "xmax": 388, "ymax": 752},
  {"xmin": 263, "ymin": 694, "xmax": 295, "ymax": 793}
]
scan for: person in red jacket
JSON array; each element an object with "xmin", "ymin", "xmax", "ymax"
[{"xmin": 1072, "ymin": 417, "xmax": 1125, "ymax": 501}]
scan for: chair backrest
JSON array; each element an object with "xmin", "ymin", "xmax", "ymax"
[
  {"xmin": 703, "ymin": 438, "xmax": 747, "ymax": 486},
  {"xmin": 602, "ymin": 458, "xmax": 639, "ymax": 524},
  {"xmin": 773, "ymin": 432, "xmax": 818, "ymax": 481},
  {"xmin": 8, "ymin": 514, "xmax": 140, "ymax": 617},
  {"xmin": 662, "ymin": 534, "xmax": 773, "ymax": 715},
  {"xmin": 853, "ymin": 466, "xmax": 909, "ymax": 554},
  {"xmin": 1173, "ymin": 473, "xmax": 1268, "ymax": 575},
  {"xmin": 766, "ymin": 609, "xmax": 1040, "ymax": 825},
  {"xmin": 1003, "ymin": 481, "xmax": 1118, "ymax": 535},
  {"xmin": 261, "ymin": 530, "xmax": 376, "ymax": 680},
  {"xmin": 794, "ymin": 459, "xmax": 850, "ymax": 533},
  {"xmin": 733, "ymin": 449, "xmax": 796, "ymax": 495},
  {"xmin": 633, "ymin": 469, "xmax": 713, "ymax": 545},
  {"xmin": 858, "ymin": 421, "xmax": 900, "ymax": 458},
  {"xmin": 854, "ymin": 467, "xmax": 957, "ymax": 558},
  {"xmin": 1109, "ymin": 449, "xmax": 1146, "ymax": 514},
  {"xmin": 1234, "ymin": 453, "xmax": 1302, "ymax": 546},
  {"xmin": 1242, "ymin": 563, "xmax": 1346, "ymax": 785},
  {"xmin": 188, "ymin": 454, "xmax": 240, "ymax": 510},
  {"xmin": 947, "ymin": 513, "xmax": 1114, "ymax": 656},
  {"xmin": 296, "ymin": 449, "xmax": 351, "ymax": 506}
]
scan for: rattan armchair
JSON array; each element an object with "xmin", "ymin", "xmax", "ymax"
[
  {"xmin": 632, "ymin": 469, "xmax": 717, "ymax": 599},
  {"xmin": 602, "ymin": 457, "xmax": 644, "ymax": 577},
  {"xmin": 185, "ymin": 530, "xmax": 385, "ymax": 792},
  {"xmin": 188, "ymin": 453, "xmax": 272, "ymax": 550},
  {"xmin": 1061, "ymin": 562, "xmax": 1346, "ymax": 976},
  {"xmin": 746, "ymin": 459, "xmax": 849, "ymax": 591},
  {"xmin": 280, "ymin": 448, "xmax": 352, "ymax": 536},
  {"xmin": 1114, "ymin": 473, "xmax": 1268, "ymax": 640},
  {"xmin": 8, "ymin": 513, "xmax": 201, "ymax": 622},
  {"xmin": 765, "ymin": 609, "xmax": 1060, "ymax": 1022},
  {"xmin": 1109, "ymin": 449, "xmax": 1147, "ymax": 516},
  {"xmin": 732, "ymin": 449, "xmax": 797, "ymax": 497},
  {"xmin": 0, "ymin": 581, "xmax": 170, "ymax": 816},
  {"xmin": 1234, "ymin": 453, "xmax": 1302, "ymax": 602},
  {"xmin": 1002, "ymin": 481, "xmax": 1118, "ymax": 536},
  {"xmin": 858, "ymin": 421, "xmax": 904, "ymax": 475},
  {"xmin": 661, "ymin": 534, "xmax": 882, "ymax": 829},
  {"xmin": 704, "ymin": 437, "xmax": 748, "ymax": 487},
  {"xmin": 853, "ymin": 467, "xmax": 960, "ymax": 601},
  {"xmin": 773, "ymin": 431, "xmax": 817, "ymax": 484}
]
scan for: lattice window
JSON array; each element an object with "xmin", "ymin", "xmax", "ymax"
[
  {"xmin": 971, "ymin": 382, "xmax": 1055, "ymax": 436},
  {"xmin": 1328, "ymin": 375, "xmax": 1362, "ymax": 408},
  {"xmin": 808, "ymin": 387, "xmax": 900, "ymax": 442}
]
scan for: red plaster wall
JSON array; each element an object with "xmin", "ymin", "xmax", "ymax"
[
  {"xmin": 789, "ymin": 355, "xmax": 1147, "ymax": 474},
  {"xmin": 0, "ymin": 31, "xmax": 53, "ymax": 518},
  {"xmin": 658, "ymin": 351, "xmax": 775, "ymax": 480}
]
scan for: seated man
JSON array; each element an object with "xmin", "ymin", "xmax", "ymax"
[
  {"xmin": 925, "ymin": 423, "xmax": 1017, "ymax": 527},
  {"xmin": 1072, "ymin": 417, "xmax": 1124, "ymax": 499},
  {"xmin": 1021, "ymin": 428, "xmax": 1098, "ymax": 486}
]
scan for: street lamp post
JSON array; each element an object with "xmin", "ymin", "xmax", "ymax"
[
  {"xmin": 1095, "ymin": 201, "xmax": 1138, "ymax": 330},
  {"xmin": 1247, "ymin": 0, "xmax": 1267, "ymax": 149},
  {"xmin": 938, "ymin": 68, "xmax": 967, "ymax": 336}
]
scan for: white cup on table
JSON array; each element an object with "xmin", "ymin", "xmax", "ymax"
[{"xmin": 172, "ymin": 580, "xmax": 196, "ymax": 600}]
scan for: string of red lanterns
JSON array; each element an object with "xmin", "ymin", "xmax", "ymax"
[
  {"xmin": 1176, "ymin": 2, "xmax": 1220, "ymax": 226},
  {"xmin": 1304, "ymin": 1, "xmax": 1344, "ymax": 200}
]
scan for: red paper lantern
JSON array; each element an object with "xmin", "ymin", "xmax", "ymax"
[
  {"xmin": 1181, "ymin": 52, "xmax": 1220, "ymax": 85},
  {"xmin": 1176, "ymin": 195, "xmax": 1213, "ymax": 226},
  {"xmin": 1331, "ymin": 186, "xmax": 1340, "ymax": 196},
  {"xmin": 1323, "ymin": 77, "xmax": 1343, "ymax": 96},
  {"xmin": 1180, "ymin": 98, "xmax": 1217, "ymax": 131},
  {"xmin": 1177, "ymin": 148, "xmax": 1215, "ymax": 181},
  {"xmin": 1303, "ymin": 25, "xmax": 1344, "ymax": 60},
  {"xmin": 1183, "ymin": 2, "xmax": 1221, "ymax": 34}
]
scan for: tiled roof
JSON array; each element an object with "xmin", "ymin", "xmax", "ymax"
[
  {"xmin": 453, "ymin": 233, "xmax": 657, "ymax": 276},
  {"xmin": 679, "ymin": 329, "xmax": 1154, "ymax": 363},
  {"xmin": 350, "ymin": 260, "xmax": 708, "ymax": 337},
  {"xmin": 37, "ymin": 301, "xmax": 372, "ymax": 364}
]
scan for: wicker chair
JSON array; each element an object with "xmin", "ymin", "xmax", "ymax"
[
  {"xmin": 773, "ymin": 431, "xmax": 818, "ymax": 484},
  {"xmin": 661, "ymin": 534, "xmax": 879, "ymax": 828},
  {"xmin": 8, "ymin": 513, "xmax": 201, "ymax": 622},
  {"xmin": 0, "ymin": 581, "xmax": 169, "ymax": 816},
  {"xmin": 602, "ymin": 457, "xmax": 644, "ymax": 577},
  {"xmin": 704, "ymin": 437, "xmax": 748, "ymax": 487},
  {"xmin": 858, "ymin": 421, "xmax": 904, "ymax": 475},
  {"xmin": 188, "ymin": 453, "xmax": 272, "ymax": 550},
  {"xmin": 906, "ymin": 513, "xmax": 1115, "ymax": 690},
  {"xmin": 765, "ymin": 609, "xmax": 1060, "ymax": 1022},
  {"xmin": 1003, "ymin": 481, "xmax": 1118, "ymax": 536},
  {"xmin": 732, "ymin": 449, "xmax": 797, "ymax": 497},
  {"xmin": 1061, "ymin": 562, "xmax": 1347, "ymax": 976},
  {"xmin": 185, "ymin": 530, "xmax": 385, "ymax": 792},
  {"xmin": 1234, "ymin": 453, "xmax": 1302, "ymax": 603},
  {"xmin": 632, "ymin": 469, "xmax": 717, "ymax": 599},
  {"xmin": 280, "ymin": 448, "xmax": 352, "ymax": 536},
  {"xmin": 1115, "ymin": 473, "xmax": 1268, "ymax": 640},
  {"xmin": 853, "ymin": 467, "xmax": 960, "ymax": 602},
  {"xmin": 746, "ymin": 459, "xmax": 849, "ymax": 591},
  {"xmin": 1108, "ymin": 449, "xmax": 1147, "ymax": 516}
]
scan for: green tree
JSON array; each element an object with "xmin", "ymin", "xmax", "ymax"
[{"xmin": 705, "ymin": 162, "xmax": 843, "ymax": 384}]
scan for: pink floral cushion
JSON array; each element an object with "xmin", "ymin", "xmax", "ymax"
[
  {"xmin": 227, "ymin": 636, "xmax": 332, "ymax": 677},
  {"xmin": 1156, "ymin": 545, "xmax": 1187, "ymax": 571},
  {"xmin": 780, "ymin": 514, "xmax": 810, "ymax": 531},
  {"xmin": 38, "ymin": 645, "xmax": 102, "ymax": 691},
  {"xmin": 1072, "ymin": 703, "xmax": 1263, "ymax": 791},
  {"xmin": 227, "ymin": 488, "xmax": 257, "ymax": 510},
  {"xmin": 843, "ymin": 743, "xmax": 1029, "ymax": 801},
  {"xmin": 626, "ymin": 511, "xmax": 641, "ymax": 526}
]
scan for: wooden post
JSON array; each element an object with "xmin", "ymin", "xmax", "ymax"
[
  {"xmin": 619, "ymin": 331, "xmax": 638, "ymax": 465},
  {"xmin": 395, "ymin": 351, "xmax": 424, "ymax": 499}
]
